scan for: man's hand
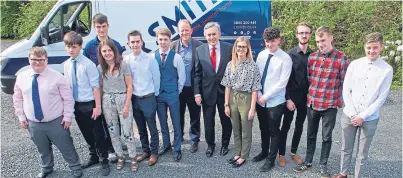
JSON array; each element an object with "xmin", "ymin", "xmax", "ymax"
[
  {"xmin": 248, "ymin": 109, "xmax": 255, "ymax": 120},
  {"xmin": 123, "ymin": 105, "xmax": 130, "ymax": 119},
  {"xmin": 61, "ymin": 120, "xmax": 72, "ymax": 129},
  {"xmin": 195, "ymin": 96, "xmax": 202, "ymax": 106},
  {"xmin": 351, "ymin": 115, "xmax": 364, "ymax": 127},
  {"xmin": 258, "ymin": 96, "xmax": 266, "ymax": 105},
  {"xmin": 20, "ymin": 120, "xmax": 28, "ymax": 129},
  {"xmin": 286, "ymin": 99, "xmax": 296, "ymax": 111},
  {"xmin": 92, "ymin": 107, "xmax": 102, "ymax": 120}
]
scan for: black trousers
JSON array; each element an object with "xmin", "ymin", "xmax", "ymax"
[
  {"xmin": 256, "ymin": 104, "xmax": 270, "ymax": 156},
  {"xmin": 74, "ymin": 101, "xmax": 108, "ymax": 161},
  {"xmin": 202, "ymin": 93, "xmax": 232, "ymax": 148},
  {"xmin": 279, "ymin": 93, "xmax": 307, "ymax": 155},
  {"xmin": 266, "ymin": 103, "xmax": 286, "ymax": 163},
  {"xmin": 179, "ymin": 86, "xmax": 201, "ymax": 143}
]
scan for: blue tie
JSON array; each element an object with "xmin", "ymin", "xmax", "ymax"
[
  {"xmin": 71, "ymin": 59, "xmax": 78, "ymax": 100},
  {"xmin": 32, "ymin": 74, "xmax": 44, "ymax": 121},
  {"xmin": 261, "ymin": 54, "xmax": 273, "ymax": 93}
]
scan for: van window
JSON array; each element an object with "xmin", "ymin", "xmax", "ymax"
[{"xmin": 46, "ymin": 2, "xmax": 91, "ymax": 44}]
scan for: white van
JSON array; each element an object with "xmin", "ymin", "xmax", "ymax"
[{"xmin": 0, "ymin": 0, "xmax": 272, "ymax": 94}]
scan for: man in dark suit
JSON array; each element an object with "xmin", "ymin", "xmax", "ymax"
[
  {"xmin": 171, "ymin": 19, "xmax": 204, "ymax": 153},
  {"xmin": 194, "ymin": 21, "xmax": 233, "ymax": 157}
]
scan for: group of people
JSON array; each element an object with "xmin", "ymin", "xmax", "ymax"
[{"xmin": 12, "ymin": 12, "xmax": 393, "ymax": 178}]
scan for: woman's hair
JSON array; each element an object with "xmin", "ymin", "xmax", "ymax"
[
  {"xmin": 231, "ymin": 36, "xmax": 253, "ymax": 72},
  {"xmin": 97, "ymin": 39, "xmax": 122, "ymax": 78}
]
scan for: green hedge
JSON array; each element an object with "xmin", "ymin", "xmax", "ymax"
[{"xmin": 1, "ymin": 1, "xmax": 21, "ymax": 38}]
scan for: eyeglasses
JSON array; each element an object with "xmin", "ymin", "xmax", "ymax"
[
  {"xmin": 30, "ymin": 58, "xmax": 46, "ymax": 63},
  {"xmin": 237, "ymin": 45, "xmax": 248, "ymax": 49},
  {"xmin": 297, "ymin": 32, "xmax": 311, "ymax": 35}
]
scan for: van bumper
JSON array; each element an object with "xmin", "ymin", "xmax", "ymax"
[{"xmin": 1, "ymin": 75, "xmax": 16, "ymax": 94}]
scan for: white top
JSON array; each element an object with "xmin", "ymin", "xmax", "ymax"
[
  {"xmin": 342, "ymin": 57, "xmax": 393, "ymax": 121},
  {"xmin": 64, "ymin": 53, "xmax": 100, "ymax": 102},
  {"xmin": 209, "ymin": 42, "xmax": 221, "ymax": 73},
  {"xmin": 256, "ymin": 48, "xmax": 293, "ymax": 107}
]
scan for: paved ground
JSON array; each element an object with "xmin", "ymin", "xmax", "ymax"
[{"xmin": 1, "ymin": 41, "xmax": 402, "ymax": 177}]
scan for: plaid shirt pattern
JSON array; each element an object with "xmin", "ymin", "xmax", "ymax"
[{"xmin": 307, "ymin": 49, "xmax": 349, "ymax": 111}]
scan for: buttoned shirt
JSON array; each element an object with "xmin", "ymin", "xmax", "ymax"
[
  {"xmin": 286, "ymin": 45, "xmax": 312, "ymax": 100},
  {"xmin": 307, "ymin": 49, "xmax": 349, "ymax": 111},
  {"xmin": 154, "ymin": 48, "xmax": 186, "ymax": 94},
  {"xmin": 342, "ymin": 57, "xmax": 393, "ymax": 121},
  {"xmin": 209, "ymin": 42, "xmax": 221, "ymax": 73},
  {"xmin": 256, "ymin": 48, "xmax": 293, "ymax": 107},
  {"xmin": 13, "ymin": 68, "xmax": 75, "ymax": 122},
  {"xmin": 124, "ymin": 50, "xmax": 160, "ymax": 96},
  {"xmin": 64, "ymin": 53, "xmax": 100, "ymax": 102},
  {"xmin": 221, "ymin": 59, "xmax": 262, "ymax": 93},
  {"xmin": 179, "ymin": 40, "xmax": 193, "ymax": 87}
]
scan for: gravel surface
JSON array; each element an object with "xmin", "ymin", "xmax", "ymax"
[{"xmin": 1, "ymin": 41, "xmax": 402, "ymax": 177}]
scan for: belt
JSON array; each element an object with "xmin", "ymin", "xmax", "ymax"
[{"xmin": 134, "ymin": 92, "xmax": 154, "ymax": 99}]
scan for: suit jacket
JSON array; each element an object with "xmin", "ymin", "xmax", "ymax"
[
  {"xmin": 171, "ymin": 38, "xmax": 203, "ymax": 91},
  {"xmin": 194, "ymin": 41, "xmax": 233, "ymax": 106}
]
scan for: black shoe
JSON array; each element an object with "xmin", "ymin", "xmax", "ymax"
[
  {"xmin": 232, "ymin": 160, "xmax": 246, "ymax": 168},
  {"xmin": 320, "ymin": 165, "xmax": 330, "ymax": 178},
  {"xmin": 173, "ymin": 152, "xmax": 182, "ymax": 162},
  {"xmin": 72, "ymin": 170, "xmax": 83, "ymax": 178},
  {"xmin": 252, "ymin": 152, "xmax": 268, "ymax": 162},
  {"xmin": 220, "ymin": 147, "xmax": 229, "ymax": 156},
  {"xmin": 100, "ymin": 162, "xmax": 110, "ymax": 176},
  {"xmin": 190, "ymin": 142, "xmax": 198, "ymax": 153},
  {"xmin": 37, "ymin": 170, "xmax": 53, "ymax": 178},
  {"xmin": 206, "ymin": 146, "xmax": 215, "ymax": 157},
  {"xmin": 228, "ymin": 156, "xmax": 240, "ymax": 164},
  {"xmin": 158, "ymin": 146, "xmax": 172, "ymax": 155},
  {"xmin": 259, "ymin": 160, "xmax": 275, "ymax": 172},
  {"xmin": 81, "ymin": 159, "xmax": 100, "ymax": 169}
]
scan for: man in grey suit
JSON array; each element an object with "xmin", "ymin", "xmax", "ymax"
[
  {"xmin": 194, "ymin": 22, "xmax": 233, "ymax": 157},
  {"xmin": 171, "ymin": 19, "xmax": 204, "ymax": 153}
]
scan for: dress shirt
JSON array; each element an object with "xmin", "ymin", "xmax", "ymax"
[
  {"xmin": 179, "ymin": 40, "xmax": 193, "ymax": 87},
  {"xmin": 286, "ymin": 45, "xmax": 312, "ymax": 100},
  {"xmin": 64, "ymin": 53, "xmax": 100, "ymax": 102},
  {"xmin": 13, "ymin": 68, "xmax": 75, "ymax": 122},
  {"xmin": 342, "ymin": 57, "xmax": 393, "ymax": 121},
  {"xmin": 155, "ymin": 48, "xmax": 186, "ymax": 94},
  {"xmin": 124, "ymin": 50, "xmax": 160, "ymax": 96},
  {"xmin": 209, "ymin": 42, "xmax": 221, "ymax": 73},
  {"xmin": 307, "ymin": 49, "xmax": 349, "ymax": 111},
  {"xmin": 256, "ymin": 48, "xmax": 293, "ymax": 107}
]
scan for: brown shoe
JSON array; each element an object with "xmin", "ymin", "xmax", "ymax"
[
  {"xmin": 148, "ymin": 155, "xmax": 158, "ymax": 166},
  {"xmin": 331, "ymin": 173, "xmax": 347, "ymax": 178},
  {"xmin": 278, "ymin": 155, "xmax": 286, "ymax": 167},
  {"xmin": 135, "ymin": 152, "xmax": 150, "ymax": 162},
  {"xmin": 290, "ymin": 153, "xmax": 303, "ymax": 165}
]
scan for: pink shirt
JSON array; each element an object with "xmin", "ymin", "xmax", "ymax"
[{"xmin": 13, "ymin": 67, "xmax": 75, "ymax": 122}]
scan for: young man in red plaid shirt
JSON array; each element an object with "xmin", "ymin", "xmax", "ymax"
[{"xmin": 294, "ymin": 26, "xmax": 349, "ymax": 178}]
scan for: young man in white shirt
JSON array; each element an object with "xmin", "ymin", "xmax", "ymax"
[{"xmin": 332, "ymin": 32, "xmax": 393, "ymax": 178}]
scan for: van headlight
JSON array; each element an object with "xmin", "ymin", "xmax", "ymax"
[{"xmin": 0, "ymin": 56, "xmax": 9, "ymax": 70}]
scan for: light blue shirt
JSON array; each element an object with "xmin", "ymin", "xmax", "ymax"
[
  {"xmin": 256, "ymin": 48, "xmax": 292, "ymax": 107},
  {"xmin": 63, "ymin": 53, "xmax": 100, "ymax": 102},
  {"xmin": 179, "ymin": 40, "xmax": 193, "ymax": 87},
  {"xmin": 124, "ymin": 50, "xmax": 161, "ymax": 96}
]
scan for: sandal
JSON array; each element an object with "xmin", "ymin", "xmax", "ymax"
[
  {"xmin": 116, "ymin": 157, "xmax": 125, "ymax": 170},
  {"xmin": 131, "ymin": 158, "xmax": 138, "ymax": 172}
]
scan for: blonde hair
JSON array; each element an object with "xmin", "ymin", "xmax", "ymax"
[{"xmin": 231, "ymin": 36, "xmax": 253, "ymax": 72}]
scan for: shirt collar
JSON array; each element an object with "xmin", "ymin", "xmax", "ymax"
[
  {"xmin": 71, "ymin": 53, "xmax": 83, "ymax": 62},
  {"xmin": 366, "ymin": 56, "xmax": 381, "ymax": 64},
  {"xmin": 159, "ymin": 48, "xmax": 171, "ymax": 55},
  {"xmin": 320, "ymin": 48, "xmax": 335, "ymax": 57},
  {"xmin": 296, "ymin": 45, "xmax": 312, "ymax": 54},
  {"xmin": 209, "ymin": 42, "xmax": 220, "ymax": 50},
  {"xmin": 132, "ymin": 50, "xmax": 145, "ymax": 60},
  {"xmin": 180, "ymin": 40, "xmax": 192, "ymax": 48},
  {"xmin": 95, "ymin": 36, "xmax": 111, "ymax": 44},
  {"xmin": 31, "ymin": 67, "xmax": 48, "ymax": 77}
]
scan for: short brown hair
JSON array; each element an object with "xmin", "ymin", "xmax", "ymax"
[
  {"xmin": 127, "ymin": 30, "xmax": 143, "ymax": 42},
  {"xmin": 263, "ymin": 27, "xmax": 281, "ymax": 41},
  {"xmin": 316, "ymin": 26, "xmax": 332, "ymax": 37},
  {"xmin": 365, "ymin": 32, "xmax": 383, "ymax": 44},
  {"xmin": 29, "ymin": 47, "xmax": 48, "ymax": 59},
  {"xmin": 93, "ymin": 13, "xmax": 108, "ymax": 25},
  {"xmin": 296, "ymin": 22, "xmax": 312, "ymax": 33},
  {"xmin": 156, "ymin": 28, "xmax": 172, "ymax": 38},
  {"xmin": 63, "ymin": 31, "xmax": 83, "ymax": 46}
]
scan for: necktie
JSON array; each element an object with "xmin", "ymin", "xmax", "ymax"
[
  {"xmin": 211, "ymin": 46, "xmax": 216, "ymax": 71},
  {"xmin": 32, "ymin": 74, "xmax": 44, "ymax": 121},
  {"xmin": 161, "ymin": 53, "xmax": 167, "ymax": 64},
  {"xmin": 261, "ymin": 54, "xmax": 273, "ymax": 93},
  {"xmin": 71, "ymin": 59, "xmax": 78, "ymax": 100}
]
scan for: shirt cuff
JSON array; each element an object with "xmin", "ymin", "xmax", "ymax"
[
  {"xmin": 195, "ymin": 94, "xmax": 201, "ymax": 97},
  {"xmin": 358, "ymin": 112, "xmax": 367, "ymax": 121},
  {"xmin": 18, "ymin": 115, "xmax": 27, "ymax": 122},
  {"xmin": 63, "ymin": 117, "xmax": 73, "ymax": 122}
]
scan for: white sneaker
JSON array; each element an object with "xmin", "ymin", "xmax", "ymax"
[{"xmin": 108, "ymin": 153, "xmax": 117, "ymax": 163}]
